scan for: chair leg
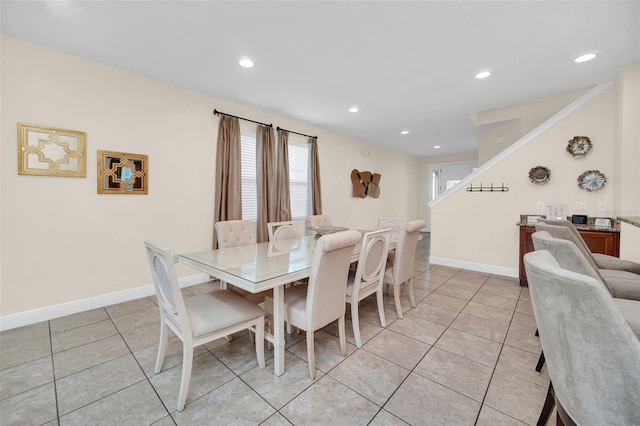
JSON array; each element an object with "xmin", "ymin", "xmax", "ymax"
[
  {"xmin": 536, "ymin": 350, "xmax": 546, "ymax": 372},
  {"xmin": 248, "ymin": 330, "xmax": 256, "ymax": 344},
  {"xmin": 255, "ymin": 317, "xmax": 265, "ymax": 369},
  {"xmin": 177, "ymin": 344, "xmax": 194, "ymax": 411},
  {"xmin": 154, "ymin": 321, "xmax": 169, "ymax": 374},
  {"xmin": 338, "ymin": 315, "xmax": 347, "ymax": 356},
  {"xmin": 306, "ymin": 331, "xmax": 316, "ymax": 379},
  {"xmin": 537, "ymin": 382, "xmax": 555, "ymax": 426},
  {"xmin": 393, "ymin": 285, "xmax": 403, "ymax": 319},
  {"xmin": 376, "ymin": 288, "xmax": 387, "ymax": 327},
  {"xmin": 408, "ymin": 277, "xmax": 416, "ymax": 308},
  {"xmin": 350, "ymin": 302, "xmax": 362, "ymax": 348},
  {"xmin": 266, "ymin": 315, "xmax": 274, "ymax": 351}
]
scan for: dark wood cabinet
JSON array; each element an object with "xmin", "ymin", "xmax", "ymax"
[{"xmin": 518, "ymin": 225, "xmax": 620, "ymax": 286}]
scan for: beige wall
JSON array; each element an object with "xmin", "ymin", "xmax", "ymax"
[
  {"xmin": 0, "ymin": 35, "xmax": 419, "ymax": 319},
  {"xmin": 475, "ymin": 92, "xmax": 583, "ymax": 165},
  {"xmin": 430, "ymin": 84, "xmax": 621, "ymax": 273},
  {"xmin": 614, "ymin": 63, "xmax": 640, "ymax": 261}
]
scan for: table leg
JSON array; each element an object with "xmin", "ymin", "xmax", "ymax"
[{"xmin": 273, "ymin": 285, "xmax": 285, "ymax": 376}]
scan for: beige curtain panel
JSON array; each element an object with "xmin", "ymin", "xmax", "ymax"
[
  {"xmin": 256, "ymin": 124, "xmax": 276, "ymax": 243},
  {"xmin": 309, "ymin": 137, "xmax": 322, "ymax": 215},
  {"xmin": 276, "ymin": 129, "xmax": 292, "ymax": 221},
  {"xmin": 213, "ymin": 116, "xmax": 242, "ymax": 248}
]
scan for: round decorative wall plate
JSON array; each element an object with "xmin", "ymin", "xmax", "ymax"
[
  {"xmin": 578, "ymin": 170, "xmax": 606, "ymax": 191},
  {"xmin": 567, "ymin": 136, "xmax": 592, "ymax": 158},
  {"xmin": 528, "ymin": 166, "xmax": 551, "ymax": 184}
]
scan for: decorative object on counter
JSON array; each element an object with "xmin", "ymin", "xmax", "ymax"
[
  {"xmin": 466, "ymin": 182, "xmax": 509, "ymax": 192},
  {"xmin": 18, "ymin": 123, "xmax": 86, "ymax": 177},
  {"xmin": 571, "ymin": 214, "xmax": 588, "ymax": 225},
  {"xmin": 528, "ymin": 166, "xmax": 551, "ymax": 184},
  {"xmin": 594, "ymin": 218, "xmax": 612, "ymax": 228},
  {"xmin": 577, "ymin": 169, "xmax": 606, "ymax": 192},
  {"xmin": 566, "ymin": 136, "xmax": 592, "ymax": 158},
  {"xmin": 97, "ymin": 150, "xmax": 148, "ymax": 194},
  {"xmin": 350, "ymin": 169, "xmax": 381, "ymax": 198}
]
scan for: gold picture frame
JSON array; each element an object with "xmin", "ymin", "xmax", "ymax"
[
  {"xmin": 97, "ymin": 150, "xmax": 148, "ymax": 194},
  {"xmin": 18, "ymin": 123, "xmax": 86, "ymax": 177}
]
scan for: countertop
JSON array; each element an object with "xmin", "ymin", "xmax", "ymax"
[
  {"xmin": 517, "ymin": 215, "xmax": 620, "ymax": 232},
  {"xmin": 618, "ymin": 216, "xmax": 640, "ymax": 228}
]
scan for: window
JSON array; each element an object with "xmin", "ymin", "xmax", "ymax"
[{"xmin": 240, "ymin": 132, "xmax": 309, "ymax": 221}]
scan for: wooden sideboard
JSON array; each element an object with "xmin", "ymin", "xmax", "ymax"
[{"xmin": 518, "ymin": 225, "xmax": 620, "ymax": 286}]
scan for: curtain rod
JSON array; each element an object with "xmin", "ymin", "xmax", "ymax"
[
  {"xmin": 213, "ymin": 109, "xmax": 272, "ymax": 128},
  {"xmin": 277, "ymin": 126, "xmax": 317, "ymax": 140}
]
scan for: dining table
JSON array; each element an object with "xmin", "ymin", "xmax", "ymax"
[{"xmin": 179, "ymin": 231, "xmax": 396, "ymax": 376}]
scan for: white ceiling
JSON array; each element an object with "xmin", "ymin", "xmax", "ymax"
[{"xmin": 2, "ymin": 1, "xmax": 639, "ymax": 157}]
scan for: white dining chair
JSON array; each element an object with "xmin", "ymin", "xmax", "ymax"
[
  {"xmin": 376, "ymin": 217, "xmax": 405, "ymax": 239},
  {"xmin": 346, "ymin": 228, "xmax": 391, "ymax": 348},
  {"xmin": 144, "ymin": 241, "xmax": 265, "ymax": 411},
  {"xmin": 267, "ymin": 220, "xmax": 306, "ymax": 241},
  {"xmin": 264, "ymin": 230, "xmax": 362, "ymax": 379},
  {"xmin": 384, "ymin": 219, "xmax": 426, "ymax": 319},
  {"xmin": 307, "ymin": 214, "xmax": 332, "ymax": 228}
]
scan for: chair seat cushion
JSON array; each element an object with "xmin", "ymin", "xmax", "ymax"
[
  {"xmin": 185, "ymin": 290, "xmax": 264, "ymax": 338},
  {"xmin": 613, "ymin": 298, "xmax": 640, "ymax": 339},
  {"xmin": 600, "ymin": 269, "xmax": 640, "ymax": 301},
  {"xmin": 595, "ymin": 253, "xmax": 640, "ymax": 275}
]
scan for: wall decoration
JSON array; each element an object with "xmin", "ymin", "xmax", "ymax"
[
  {"xmin": 18, "ymin": 123, "xmax": 86, "ymax": 177},
  {"xmin": 351, "ymin": 169, "xmax": 381, "ymax": 198},
  {"xmin": 577, "ymin": 169, "xmax": 606, "ymax": 192},
  {"xmin": 97, "ymin": 150, "xmax": 148, "ymax": 194},
  {"xmin": 528, "ymin": 165, "xmax": 551, "ymax": 184},
  {"xmin": 567, "ymin": 136, "xmax": 592, "ymax": 158}
]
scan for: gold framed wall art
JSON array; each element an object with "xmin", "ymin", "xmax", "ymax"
[
  {"xmin": 97, "ymin": 150, "xmax": 148, "ymax": 194},
  {"xmin": 18, "ymin": 123, "xmax": 87, "ymax": 177}
]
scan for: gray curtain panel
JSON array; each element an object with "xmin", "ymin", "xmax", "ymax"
[
  {"xmin": 276, "ymin": 129, "xmax": 291, "ymax": 221},
  {"xmin": 309, "ymin": 137, "xmax": 322, "ymax": 215},
  {"xmin": 256, "ymin": 124, "xmax": 276, "ymax": 243},
  {"xmin": 213, "ymin": 116, "xmax": 241, "ymax": 248}
]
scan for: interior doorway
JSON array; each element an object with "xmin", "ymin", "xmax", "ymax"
[{"xmin": 427, "ymin": 161, "xmax": 476, "ymax": 231}]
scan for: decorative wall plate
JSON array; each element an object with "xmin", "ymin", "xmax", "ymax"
[
  {"xmin": 577, "ymin": 170, "xmax": 606, "ymax": 191},
  {"xmin": 567, "ymin": 136, "xmax": 592, "ymax": 158},
  {"xmin": 528, "ymin": 166, "xmax": 551, "ymax": 184}
]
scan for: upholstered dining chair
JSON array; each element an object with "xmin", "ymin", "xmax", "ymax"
[
  {"xmin": 523, "ymin": 249, "xmax": 640, "ymax": 426},
  {"xmin": 531, "ymin": 231, "xmax": 640, "ymax": 337},
  {"xmin": 384, "ymin": 219, "xmax": 426, "ymax": 319},
  {"xmin": 346, "ymin": 228, "xmax": 391, "ymax": 348},
  {"xmin": 264, "ymin": 230, "xmax": 362, "ymax": 379},
  {"xmin": 267, "ymin": 220, "xmax": 306, "ymax": 242},
  {"xmin": 532, "ymin": 227, "xmax": 640, "ymax": 301},
  {"xmin": 376, "ymin": 217, "xmax": 405, "ymax": 238},
  {"xmin": 307, "ymin": 214, "xmax": 332, "ymax": 228},
  {"xmin": 536, "ymin": 218, "xmax": 640, "ymax": 275},
  {"xmin": 144, "ymin": 241, "xmax": 265, "ymax": 411}
]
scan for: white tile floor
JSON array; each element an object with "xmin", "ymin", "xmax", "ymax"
[{"xmin": 0, "ymin": 235, "xmax": 554, "ymax": 425}]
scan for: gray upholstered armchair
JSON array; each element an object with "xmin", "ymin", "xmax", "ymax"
[
  {"xmin": 531, "ymin": 231, "xmax": 640, "ymax": 337},
  {"xmin": 524, "ymin": 249, "xmax": 640, "ymax": 426},
  {"xmin": 536, "ymin": 219, "xmax": 640, "ymax": 274},
  {"xmin": 534, "ymin": 222, "xmax": 640, "ymax": 301}
]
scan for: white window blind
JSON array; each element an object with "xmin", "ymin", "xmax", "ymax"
[
  {"xmin": 288, "ymin": 142, "xmax": 309, "ymax": 219},
  {"xmin": 239, "ymin": 132, "xmax": 310, "ymax": 221},
  {"xmin": 240, "ymin": 132, "xmax": 257, "ymax": 221}
]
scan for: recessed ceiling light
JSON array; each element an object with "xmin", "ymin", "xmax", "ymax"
[
  {"xmin": 349, "ymin": 106, "xmax": 359, "ymax": 113},
  {"xmin": 575, "ymin": 53, "xmax": 596, "ymax": 63},
  {"xmin": 401, "ymin": 130, "xmax": 409, "ymax": 135},
  {"xmin": 475, "ymin": 71, "xmax": 491, "ymax": 79},
  {"xmin": 434, "ymin": 145, "xmax": 441, "ymax": 149},
  {"xmin": 239, "ymin": 58, "xmax": 254, "ymax": 68}
]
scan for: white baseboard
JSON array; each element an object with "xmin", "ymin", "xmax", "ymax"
[
  {"xmin": 0, "ymin": 273, "xmax": 211, "ymax": 332},
  {"xmin": 428, "ymin": 256, "xmax": 518, "ymax": 278}
]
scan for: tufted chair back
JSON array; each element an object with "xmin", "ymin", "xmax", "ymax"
[
  {"xmin": 215, "ymin": 220, "xmax": 257, "ymax": 249},
  {"xmin": 307, "ymin": 214, "xmax": 332, "ymax": 228}
]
